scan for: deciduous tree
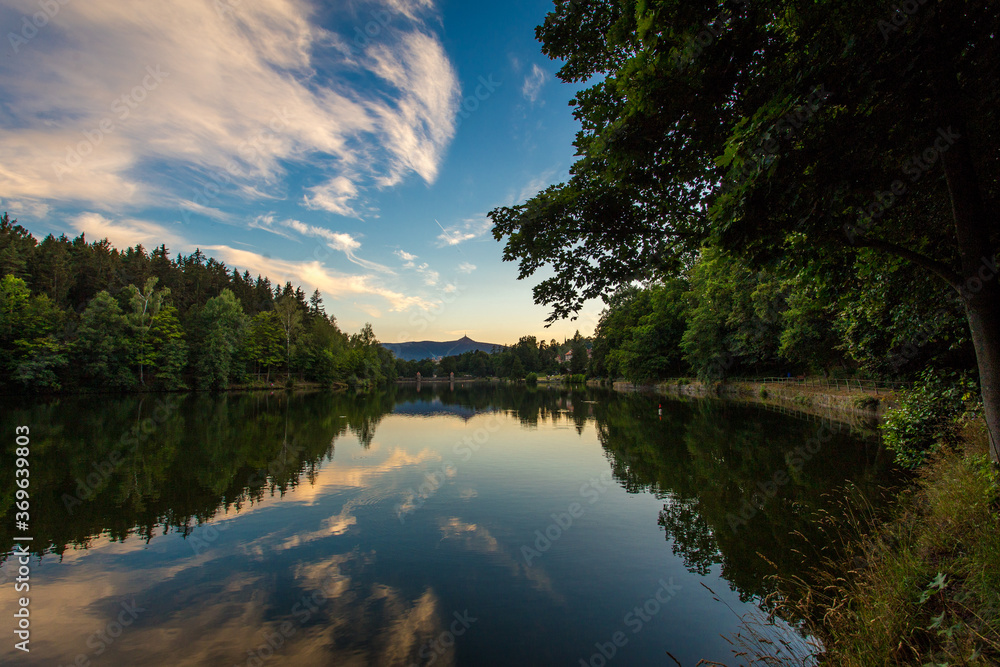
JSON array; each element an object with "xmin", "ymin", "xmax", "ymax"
[{"xmin": 491, "ymin": 0, "xmax": 1000, "ymax": 459}]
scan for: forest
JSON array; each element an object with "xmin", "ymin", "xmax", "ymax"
[
  {"xmin": 2, "ymin": 210, "xmax": 981, "ymax": 394},
  {"xmin": 0, "ymin": 214, "xmax": 396, "ymax": 392},
  {"xmin": 483, "ymin": 3, "xmax": 1000, "ymax": 657},
  {"xmin": 395, "ymin": 331, "xmax": 591, "ymax": 380},
  {"xmin": 588, "ymin": 246, "xmax": 975, "ymax": 384},
  {"xmin": 489, "ymin": 0, "xmax": 998, "ymax": 462}
]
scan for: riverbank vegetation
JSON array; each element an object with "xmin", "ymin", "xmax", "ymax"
[
  {"xmin": 490, "ymin": 0, "xmax": 998, "ymax": 460},
  {"xmin": 486, "ymin": 0, "xmax": 999, "ymax": 663},
  {"xmin": 772, "ymin": 416, "xmax": 1000, "ymax": 665},
  {"xmin": 587, "ymin": 247, "xmax": 974, "ymax": 386},
  {"xmin": 0, "ymin": 216, "xmax": 396, "ymax": 392}
]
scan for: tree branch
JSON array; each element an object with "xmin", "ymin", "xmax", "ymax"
[{"xmin": 852, "ymin": 235, "xmax": 963, "ymax": 292}]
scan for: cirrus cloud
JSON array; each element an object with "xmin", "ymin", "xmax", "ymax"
[
  {"xmin": 202, "ymin": 244, "xmax": 434, "ymax": 313},
  {"xmin": 521, "ymin": 63, "xmax": 547, "ymax": 103},
  {"xmin": 69, "ymin": 212, "xmax": 187, "ymax": 251},
  {"xmin": 435, "ymin": 215, "xmax": 492, "ymax": 247},
  {"xmin": 0, "ymin": 0, "xmax": 460, "ymax": 221}
]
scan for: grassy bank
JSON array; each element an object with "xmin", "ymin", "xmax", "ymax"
[
  {"xmin": 645, "ymin": 377, "xmax": 897, "ymax": 417},
  {"xmin": 774, "ymin": 417, "xmax": 1000, "ymax": 665}
]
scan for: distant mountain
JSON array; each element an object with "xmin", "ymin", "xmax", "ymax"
[{"xmin": 381, "ymin": 335, "xmax": 503, "ymax": 361}]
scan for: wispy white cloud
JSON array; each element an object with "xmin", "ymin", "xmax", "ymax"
[
  {"xmin": 514, "ymin": 168, "xmax": 560, "ymax": 204},
  {"xmin": 247, "ymin": 214, "xmax": 297, "ymax": 240},
  {"xmin": 521, "ymin": 64, "xmax": 547, "ymax": 103},
  {"xmin": 395, "ymin": 249, "xmax": 418, "ymax": 263},
  {"xmin": 394, "ymin": 249, "xmax": 439, "ymax": 285},
  {"xmin": 203, "ymin": 244, "xmax": 434, "ymax": 312},
  {"xmin": 66, "ymin": 210, "xmax": 434, "ymax": 314},
  {"xmin": 179, "ymin": 199, "xmax": 241, "ymax": 225},
  {"xmin": 0, "ymin": 198, "xmax": 51, "ymax": 221},
  {"xmin": 457, "ymin": 261, "xmax": 476, "ymax": 274},
  {"xmin": 415, "ymin": 262, "xmax": 439, "ymax": 286},
  {"xmin": 354, "ymin": 302, "xmax": 384, "ymax": 319},
  {"xmin": 366, "ymin": 30, "xmax": 460, "ymax": 188},
  {"xmin": 251, "ymin": 214, "xmax": 393, "ymax": 273},
  {"xmin": 0, "ymin": 0, "xmax": 460, "ymax": 219},
  {"xmin": 69, "ymin": 212, "xmax": 186, "ymax": 251},
  {"xmin": 381, "ymin": 0, "xmax": 435, "ymax": 21},
  {"xmin": 303, "ymin": 176, "xmax": 362, "ymax": 219},
  {"xmin": 436, "ymin": 215, "xmax": 492, "ymax": 247}
]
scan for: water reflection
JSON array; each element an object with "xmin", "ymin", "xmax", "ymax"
[
  {"xmin": 0, "ymin": 385, "xmax": 898, "ymax": 665},
  {"xmin": 594, "ymin": 394, "xmax": 896, "ymax": 602}
]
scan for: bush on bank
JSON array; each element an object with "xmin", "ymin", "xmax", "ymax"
[
  {"xmin": 882, "ymin": 370, "xmax": 981, "ymax": 469},
  {"xmin": 772, "ymin": 413, "xmax": 1000, "ymax": 666}
]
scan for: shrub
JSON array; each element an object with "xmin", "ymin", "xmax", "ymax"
[
  {"xmin": 881, "ymin": 370, "xmax": 980, "ymax": 469},
  {"xmin": 525, "ymin": 372, "xmax": 538, "ymax": 385},
  {"xmin": 852, "ymin": 395, "xmax": 880, "ymax": 411}
]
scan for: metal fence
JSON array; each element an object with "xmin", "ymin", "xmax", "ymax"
[{"xmin": 725, "ymin": 376, "xmax": 905, "ymax": 394}]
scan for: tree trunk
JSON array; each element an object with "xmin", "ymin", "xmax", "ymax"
[
  {"xmin": 964, "ymin": 291, "xmax": 1000, "ymax": 462},
  {"xmin": 939, "ymin": 107, "xmax": 1000, "ymax": 463}
]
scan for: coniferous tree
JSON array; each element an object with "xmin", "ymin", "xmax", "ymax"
[
  {"xmin": 569, "ymin": 331, "xmax": 588, "ymax": 376},
  {"xmin": 0, "ymin": 221, "xmax": 413, "ymax": 392}
]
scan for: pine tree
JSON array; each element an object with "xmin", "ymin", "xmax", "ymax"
[
  {"xmin": 308, "ymin": 289, "xmax": 325, "ymax": 319},
  {"xmin": 570, "ymin": 331, "xmax": 588, "ymax": 376}
]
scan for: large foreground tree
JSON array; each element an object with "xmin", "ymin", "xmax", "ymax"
[{"xmin": 490, "ymin": 0, "xmax": 999, "ymax": 461}]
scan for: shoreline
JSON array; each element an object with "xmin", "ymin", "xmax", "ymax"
[
  {"xmin": 0, "ymin": 380, "xmax": 350, "ymax": 398},
  {"xmin": 613, "ymin": 378, "xmax": 897, "ymax": 427},
  {"xmin": 606, "ymin": 380, "xmax": 998, "ymax": 665}
]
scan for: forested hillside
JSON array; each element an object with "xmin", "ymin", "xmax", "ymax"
[
  {"xmin": 382, "ymin": 335, "xmax": 502, "ymax": 361},
  {"xmin": 0, "ymin": 215, "xmax": 396, "ymax": 392},
  {"xmin": 395, "ymin": 330, "xmax": 590, "ymax": 379}
]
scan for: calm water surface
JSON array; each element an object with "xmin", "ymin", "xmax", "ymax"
[{"xmin": 0, "ymin": 385, "xmax": 897, "ymax": 666}]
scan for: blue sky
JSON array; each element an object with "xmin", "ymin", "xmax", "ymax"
[{"xmin": 0, "ymin": 0, "xmax": 603, "ymax": 345}]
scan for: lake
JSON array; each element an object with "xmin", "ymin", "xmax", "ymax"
[{"xmin": 0, "ymin": 384, "xmax": 899, "ymax": 666}]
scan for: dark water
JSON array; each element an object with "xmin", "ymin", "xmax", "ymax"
[{"xmin": 0, "ymin": 385, "xmax": 897, "ymax": 666}]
